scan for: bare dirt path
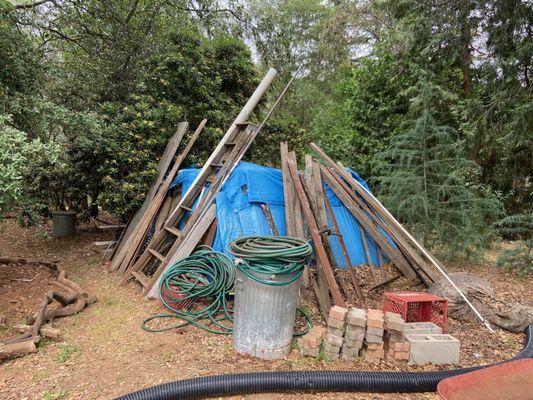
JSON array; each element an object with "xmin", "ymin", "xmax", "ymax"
[{"xmin": 0, "ymin": 219, "xmax": 529, "ymax": 400}]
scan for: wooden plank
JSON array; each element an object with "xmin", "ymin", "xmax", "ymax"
[
  {"xmin": 358, "ymin": 224, "xmax": 376, "ymax": 282},
  {"xmin": 97, "ymin": 225, "xmax": 125, "ymax": 231},
  {"xmin": 113, "ymin": 120, "xmax": 206, "ymax": 273},
  {"xmin": 285, "ymin": 155, "xmax": 344, "ymax": 307},
  {"xmin": 112, "ymin": 123, "xmax": 188, "ymax": 261},
  {"xmin": 311, "ymin": 143, "xmax": 439, "ymax": 283},
  {"xmin": 145, "ymin": 204, "xmax": 216, "ymax": 298},
  {"xmin": 200, "ymin": 218, "xmax": 218, "ymax": 247},
  {"xmin": 323, "ymin": 192, "xmax": 364, "ymax": 302},
  {"xmin": 134, "ymin": 124, "xmax": 259, "ymax": 292},
  {"xmin": 301, "ymin": 154, "xmax": 330, "ymax": 313},
  {"xmin": 320, "ymin": 166, "xmax": 417, "ymax": 279},
  {"xmin": 260, "ymin": 204, "xmax": 279, "ymax": 235}
]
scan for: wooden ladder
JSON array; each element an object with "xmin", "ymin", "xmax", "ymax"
[{"xmin": 121, "ymin": 122, "xmax": 258, "ymax": 292}]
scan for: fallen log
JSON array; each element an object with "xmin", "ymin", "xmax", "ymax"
[{"xmin": 0, "ymin": 338, "xmax": 37, "ymax": 360}]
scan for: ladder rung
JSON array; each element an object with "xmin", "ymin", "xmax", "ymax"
[
  {"xmin": 225, "ymin": 142, "xmax": 237, "ymax": 146},
  {"xmin": 130, "ymin": 271, "xmax": 149, "ymax": 288},
  {"xmin": 180, "ymin": 205, "xmax": 194, "ymax": 212},
  {"xmin": 211, "ymin": 163, "xmax": 223, "ymax": 168},
  {"xmin": 164, "ymin": 226, "xmax": 181, "ymax": 237},
  {"xmin": 235, "ymin": 121, "xmax": 252, "ymax": 127},
  {"xmin": 148, "ymin": 248, "xmax": 165, "ymax": 262}
]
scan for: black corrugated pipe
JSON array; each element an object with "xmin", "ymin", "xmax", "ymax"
[{"xmin": 117, "ymin": 325, "xmax": 533, "ymax": 400}]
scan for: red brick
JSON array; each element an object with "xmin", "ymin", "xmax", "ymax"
[
  {"xmin": 391, "ymin": 342, "xmax": 410, "ymax": 352},
  {"xmin": 394, "ymin": 351, "xmax": 409, "ymax": 361},
  {"xmin": 366, "ymin": 342, "xmax": 384, "ymax": 350},
  {"xmin": 367, "ymin": 318, "xmax": 384, "ymax": 328}
]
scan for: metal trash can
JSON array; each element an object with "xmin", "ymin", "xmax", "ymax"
[
  {"xmin": 232, "ymin": 268, "xmax": 301, "ymax": 359},
  {"xmin": 51, "ymin": 211, "xmax": 77, "ymax": 237}
]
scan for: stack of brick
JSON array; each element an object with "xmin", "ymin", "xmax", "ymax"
[
  {"xmin": 301, "ymin": 326, "xmax": 327, "ymax": 357},
  {"xmin": 323, "ymin": 306, "xmax": 348, "ymax": 361},
  {"xmin": 384, "ymin": 312, "xmax": 409, "ymax": 363},
  {"xmin": 341, "ymin": 308, "xmax": 366, "ymax": 362},
  {"xmin": 364, "ymin": 309, "xmax": 385, "ymax": 363}
]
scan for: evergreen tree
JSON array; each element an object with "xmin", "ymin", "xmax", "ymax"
[{"xmin": 378, "ymin": 77, "xmax": 502, "ymax": 259}]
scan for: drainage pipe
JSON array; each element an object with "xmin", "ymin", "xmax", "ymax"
[{"xmin": 117, "ymin": 325, "xmax": 532, "ymax": 400}]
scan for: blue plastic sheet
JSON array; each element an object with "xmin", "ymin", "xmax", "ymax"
[{"xmin": 170, "ymin": 161, "xmax": 386, "ymax": 269}]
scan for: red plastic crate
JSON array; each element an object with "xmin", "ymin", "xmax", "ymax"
[{"xmin": 383, "ymin": 291, "xmax": 448, "ymax": 332}]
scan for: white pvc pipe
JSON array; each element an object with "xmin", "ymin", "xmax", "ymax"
[{"xmin": 353, "ymin": 179, "xmax": 494, "ymax": 332}]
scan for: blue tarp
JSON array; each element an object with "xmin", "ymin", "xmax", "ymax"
[{"xmin": 170, "ymin": 161, "xmax": 384, "ymax": 269}]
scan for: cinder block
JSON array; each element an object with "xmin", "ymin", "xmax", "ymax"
[
  {"xmin": 302, "ymin": 346, "xmax": 320, "ymax": 357},
  {"xmin": 366, "ymin": 327, "xmax": 384, "ymax": 336},
  {"xmin": 329, "ymin": 306, "xmax": 349, "ymax": 322},
  {"xmin": 327, "ymin": 317, "xmax": 345, "ymax": 329},
  {"xmin": 325, "ymin": 333, "xmax": 344, "ymax": 347},
  {"xmin": 405, "ymin": 322, "xmax": 442, "ymax": 335},
  {"xmin": 323, "ymin": 341, "xmax": 341, "ymax": 354},
  {"xmin": 327, "ymin": 326, "xmax": 344, "ymax": 337},
  {"xmin": 323, "ymin": 350, "xmax": 340, "ymax": 361},
  {"xmin": 347, "ymin": 308, "xmax": 366, "ymax": 327},
  {"xmin": 344, "ymin": 337, "xmax": 363, "ymax": 348},
  {"xmin": 406, "ymin": 334, "xmax": 460, "ymax": 365}
]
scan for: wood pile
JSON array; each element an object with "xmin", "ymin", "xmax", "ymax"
[
  {"xmin": 0, "ymin": 258, "xmax": 96, "ymax": 360},
  {"xmin": 109, "ymin": 67, "xmax": 446, "ymax": 319}
]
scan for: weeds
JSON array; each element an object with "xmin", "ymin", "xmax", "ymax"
[
  {"xmin": 42, "ymin": 389, "xmax": 66, "ymax": 400},
  {"xmin": 57, "ymin": 343, "xmax": 79, "ymax": 363}
]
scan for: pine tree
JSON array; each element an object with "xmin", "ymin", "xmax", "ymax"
[{"xmin": 377, "ymin": 77, "xmax": 502, "ymax": 259}]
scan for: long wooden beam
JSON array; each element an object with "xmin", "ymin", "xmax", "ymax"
[{"xmin": 285, "ymin": 154, "xmax": 344, "ymax": 307}]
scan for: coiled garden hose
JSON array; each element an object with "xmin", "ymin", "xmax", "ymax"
[
  {"xmin": 228, "ymin": 235, "xmax": 313, "ymax": 286},
  {"xmin": 117, "ymin": 325, "xmax": 533, "ymax": 400},
  {"xmin": 142, "ymin": 249, "xmax": 235, "ymax": 334},
  {"xmin": 142, "ymin": 244, "xmax": 312, "ymax": 335}
]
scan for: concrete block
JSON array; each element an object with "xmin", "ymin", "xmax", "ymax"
[
  {"xmin": 366, "ymin": 327, "xmax": 384, "ymax": 336},
  {"xmin": 302, "ymin": 346, "xmax": 320, "ymax": 357},
  {"xmin": 365, "ymin": 333, "xmax": 383, "ymax": 343},
  {"xmin": 329, "ymin": 306, "xmax": 348, "ymax": 321},
  {"xmin": 345, "ymin": 330, "xmax": 365, "ymax": 341},
  {"xmin": 387, "ymin": 333, "xmax": 406, "ymax": 342},
  {"xmin": 345, "ymin": 325, "xmax": 365, "ymax": 335},
  {"xmin": 347, "ymin": 308, "xmax": 366, "ymax": 327},
  {"xmin": 323, "ymin": 350, "xmax": 340, "ymax": 361},
  {"xmin": 325, "ymin": 333, "xmax": 344, "ymax": 347},
  {"xmin": 405, "ymin": 322, "xmax": 442, "ymax": 335},
  {"xmin": 385, "ymin": 319, "xmax": 405, "ymax": 333},
  {"xmin": 327, "ymin": 326, "xmax": 344, "ymax": 337},
  {"xmin": 406, "ymin": 334, "xmax": 460, "ymax": 365},
  {"xmin": 341, "ymin": 345, "xmax": 359, "ymax": 358},
  {"xmin": 341, "ymin": 352, "xmax": 358, "ymax": 362},
  {"xmin": 323, "ymin": 341, "xmax": 341, "ymax": 354},
  {"xmin": 344, "ymin": 338, "xmax": 363, "ymax": 348},
  {"xmin": 327, "ymin": 317, "xmax": 345, "ymax": 329}
]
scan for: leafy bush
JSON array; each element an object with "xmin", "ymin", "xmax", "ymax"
[{"xmin": 0, "ymin": 115, "xmax": 61, "ymax": 217}]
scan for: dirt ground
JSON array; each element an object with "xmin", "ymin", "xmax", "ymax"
[{"xmin": 0, "ymin": 218, "xmax": 530, "ymax": 400}]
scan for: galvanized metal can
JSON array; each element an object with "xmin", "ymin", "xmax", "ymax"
[{"xmin": 232, "ymin": 268, "xmax": 301, "ymax": 359}]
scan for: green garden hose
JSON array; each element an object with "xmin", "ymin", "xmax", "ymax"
[
  {"xmin": 228, "ymin": 235, "xmax": 312, "ymax": 286},
  {"xmin": 143, "ymin": 237, "xmax": 313, "ymax": 336},
  {"xmin": 142, "ymin": 249, "xmax": 235, "ymax": 334}
]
